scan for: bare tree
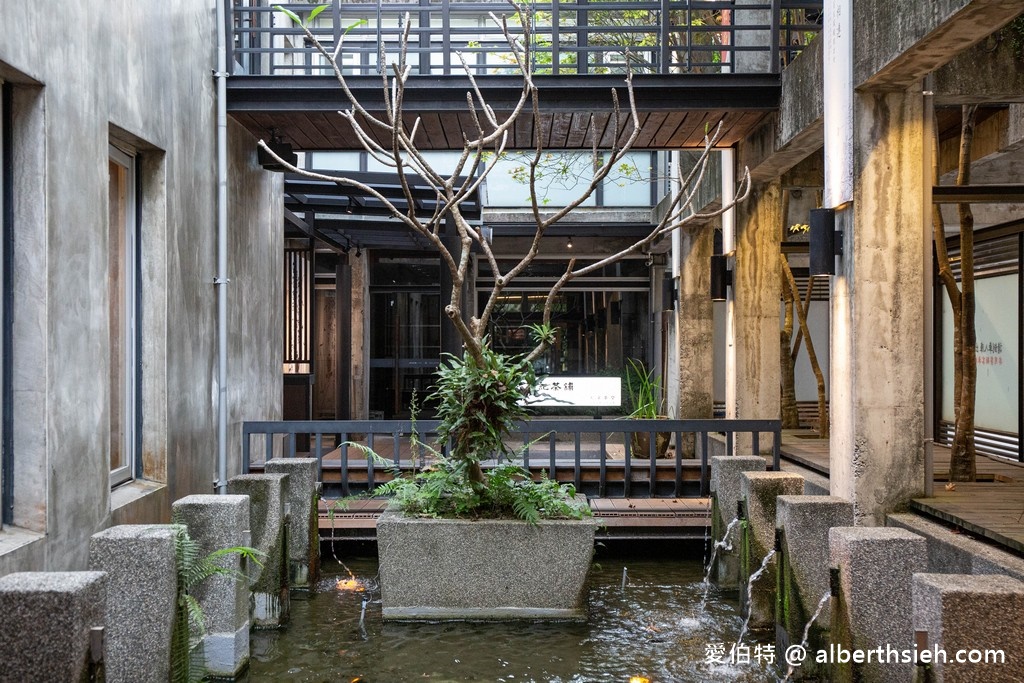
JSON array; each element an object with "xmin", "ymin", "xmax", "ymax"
[
  {"xmin": 263, "ymin": 2, "xmax": 751, "ymax": 485},
  {"xmin": 933, "ymin": 105, "xmax": 979, "ymax": 482},
  {"xmin": 780, "ymin": 257, "xmax": 828, "ymax": 437}
]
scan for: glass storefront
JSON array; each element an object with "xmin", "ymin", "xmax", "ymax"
[{"xmin": 368, "ymin": 256, "xmax": 654, "ymax": 418}]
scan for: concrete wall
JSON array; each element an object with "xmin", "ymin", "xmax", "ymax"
[{"xmin": 0, "ymin": 1, "xmax": 281, "ymax": 572}]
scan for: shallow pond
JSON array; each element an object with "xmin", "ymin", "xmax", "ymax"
[{"xmin": 249, "ymin": 553, "xmax": 777, "ymax": 682}]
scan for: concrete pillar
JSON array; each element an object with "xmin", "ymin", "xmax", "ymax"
[
  {"xmin": 709, "ymin": 455, "xmax": 765, "ymax": 588},
  {"xmin": 731, "ymin": 0, "xmax": 773, "ymax": 73},
  {"xmin": 228, "ymin": 474, "xmax": 290, "ymax": 628},
  {"xmin": 0, "ymin": 571, "xmax": 107, "ymax": 682},
  {"xmin": 265, "ymin": 457, "xmax": 321, "ymax": 589},
  {"xmin": 676, "ymin": 224, "xmax": 715, "ymax": 458},
  {"xmin": 88, "ymin": 525, "xmax": 178, "ymax": 683},
  {"xmin": 775, "ymin": 496, "xmax": 854, "ymax": 676},
  {"xmin": 831, "ymin": 90, "xmax": 927, "ymax": 525},
  {"xmin": 172, "ymin": 494, "xmax": 250, "ymax": 678},
  {"xmin": 913, "ymin": 573, "xmax": 1024, "ymax": 682},
  {"xmin": 730, "ymin": 180, "xmax": 781, "ymax": 454},
  {"xmin": 829, "ymin": 526, "xmax": 927, "ymax": 683},
  {"xmin": 738, "ymin": 471, "xmax": 803, "ymax": 629}
]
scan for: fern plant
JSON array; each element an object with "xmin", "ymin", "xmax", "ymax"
[
  {"xmin": 171, "ymin": 525, "xmax": 264, "ymax": 683},
  {"xmin": 332, "ymin": 364, "xmax": 591, "ymax": 524}
]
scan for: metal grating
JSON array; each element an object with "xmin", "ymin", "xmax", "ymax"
[
  {"xmin": 946, "ymin": 234, "xmax": 1019, "ymax": 280},
  {"xmin": 937, "ymin": 421, "xmax": 1021, "ymax": 463}
]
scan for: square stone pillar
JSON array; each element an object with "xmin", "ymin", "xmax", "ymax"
[
  {"xmin": 829, "ymin": 526, "xmax": 927, "ymax": 683},
  {"xmin": 913, "ymin": 573, "xmax": 1024, "ymax": 682},
  {"xmin": 265, "ymin": 457, "xmax": 321, "ymax": 589},
  {"xmin": 0, "ymin": 571, "xmax": 107, "ymax": 682},
  {"xmin": 739, "ymin": 471, "xmax": 803, "ymax": 629},
  {"xmin": 676, "ymin": 224, "xmax": 715, "ymax": 452},
  {"xmin": 710, "ymin": 456, "xmax": 766, "ymax": 588},
  {"xmin": 775, "ymin": 496, "xmax": 854, "ymax": 677},
  {"xmin": 89, "ymin": 525, "xmax": 178, "ymax": 683},
  {"xmin": 172, "ymin": 494, "xmax": 250, "ymax": 678},
  {"xmin": 830, "ymin": 89, "xmax": 927, "ymax": 525},
  {"xmin": 730, "ymin": 180, "xmax": 781, "ymax": 454},
  {"xmin": 228, "ymin": 473, "xmax": 290, "ymax": 628}
]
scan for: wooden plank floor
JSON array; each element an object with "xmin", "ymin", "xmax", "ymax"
[
  {"xmin": 779, "ymin": 430, "xmax": 1024, "ymax": 483},
  {"xmin": 318, "ymin": 497, "xmax": 712, "ymax": 540},
  {"xmin": 910, "ymin": 483, "xmax": 1024, "ymax": 555},
  {"xmin": 780, "ymin": 430, "xmax": 1024, "ymax": 555}
]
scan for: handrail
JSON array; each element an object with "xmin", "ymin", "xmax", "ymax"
[
  {"xmin": 242, "ymin": 417, "xmax": 782, "ymax": 498},
  {"xmin": 228, "ymin": 0, "xmax": 822, "ymax": 77}
]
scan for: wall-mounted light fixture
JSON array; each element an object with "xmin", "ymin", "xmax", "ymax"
[
  {"xmin": 710, "ymin": 253, "xmax": 732, "ymax": 301},
  {"xmin": 662, "ymin": 273, "xmax": 677, "ymax": 311},
  {"xmin": 567, "ymin": 235, "xmax": 574, "ymax": 249},
  {"xmin": 808, "ymin": 208, "xmax": 842, "ymax": 276},
  {"xmin": 258, "ymin": 131, "xmax": 298, "ymax": 172}
]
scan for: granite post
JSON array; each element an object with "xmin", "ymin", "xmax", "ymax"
[
  {"xmin": 172, "ymin": 494, "xmax": 251, "ymax": 678},
  {"xmin": 829, "ymin": 526, "xmax": 927, "ymax": 683},
  {"xmin": 775, "ymin": 496, "xmax": 854, "ymax": 679},
  {"xmin": 0, "ymin": 571, "xmax": 107, "ymax": 683},
  {"xmin": 228, "ymin": 473, "xmax": 290, "ymax": 628},
  {"xmin": 264, "ymin": 457, "xmax": 321, "ymax": 589},
  {"xmin": 738, "ymin": 471, "xmax": 803, "ymax": 629},
  {"xmin": 709, "ymin": 455, "xmax": 765, "ymax": 588},
  {"xmin": 88, "ymin": 525, "xmax": 178, "ymax": 683},
  {"xmin": 912, "ymin": 573, "xmax": 1024, "ymax": 682}
]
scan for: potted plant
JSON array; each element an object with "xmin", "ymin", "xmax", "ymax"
[
  {"xmin": 624, "ymin": 358, "xmax": 672, "ymax": 459},
  {"xmin": 269, "ymin": 2, "xmax": 750, "ymax": 620}
]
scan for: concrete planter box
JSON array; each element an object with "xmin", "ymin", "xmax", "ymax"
[{"xmin": 376, "ymin": 510, "xmax": 597, "ymax": 620}]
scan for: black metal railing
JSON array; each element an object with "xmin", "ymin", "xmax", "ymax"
[
  {"xmin": 242, "ymin": 417, "xmax": 782, "ymax": 499},
  {"xmin": 229, "ymin": 1, "xmax": 823, "ymax": 77}
]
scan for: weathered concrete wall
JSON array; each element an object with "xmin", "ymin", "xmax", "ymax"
[
  {"xmin": 676, "ymin": 225, "xmax": 714, "ymax": 425},
  {"xmin": 0, "ymin": 1, "xmax": 281, "ymax": 572},
  {"xmin": 742, "ymin": 37, "xmax": 824, "ymax": 185},
  {"xmin": 935, "ymin": 34, "xmax": 1024, "ymax": 104},
  {"xmin": 831, "ymin": 91, "xmax": 927, "ymax": 525},
  {"xmin": 228, "ymin": 122, "xmax": 284, "ymax": 477},
  {"xmin": 854, "ymin": 0, "xmax": 1024, "ymax": 90},
  {"xmin": 730, "ymin": 180, "xmax": 781, "ymax": 450}
]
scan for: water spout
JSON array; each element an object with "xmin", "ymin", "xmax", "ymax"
[
  {"xmin": 699, "ymin": 516, "xmax": 740, "ymax": 612},
  {"xmin": 736, "ymin": 548, "xmax": 776, "ymax": 646},
  {"xmin": 781, "ymin": 590, "xmax": 831, "ymax": 681}
]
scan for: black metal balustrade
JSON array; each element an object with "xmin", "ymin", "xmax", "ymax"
[
  {"xmin": 242, "ymin": 417, "xmax": 782, "ymax": 499},
  {"xmin": 229, "ymin": 1, "xmax": 823, "ymax": 77}
]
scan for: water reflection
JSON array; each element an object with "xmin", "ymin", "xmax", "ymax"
[{"xmin": 249, "ymin": 557, "xmax": 775, "ymax": 682}]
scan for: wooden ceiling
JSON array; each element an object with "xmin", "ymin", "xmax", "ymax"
[{"xmin": 228, "ymin": 74, "xmax": 778, "ymax": 151}]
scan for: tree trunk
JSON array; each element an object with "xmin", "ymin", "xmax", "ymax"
[
  {"xmin": 780, "ymin": 273, "xmax": 799, "ymax": 429},
  {"xmin": 950, "ymin": 105, "xmax": 979, "ymax": 482},
  {"xmin": 782, "ymin": 258, "xmax": 828, "ymax": 438},
  {"xmin": 779, "ymin": 189, "xmax": 800, "ymax": 428}
]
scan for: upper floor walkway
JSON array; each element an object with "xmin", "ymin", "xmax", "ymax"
[{"xmin": 226, "ymin": 0, "xmax": 823, "ymax": 150}]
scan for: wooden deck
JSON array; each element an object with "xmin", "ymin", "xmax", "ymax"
[
  {"xmin": 318, "ymin": 496, "xmax": 712, "ymax": 541},
  {"xmin": 910, "ymin": 484, "xmax": 1024, "ymax": 555},
  {"xmin": 780, "ymin": 430, "xmax": 1024, "ymax": 556}
]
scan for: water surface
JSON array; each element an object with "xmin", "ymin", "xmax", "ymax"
[{"xmin": 249, "ymin": 556, "xmax": 776, "ymax": 682}]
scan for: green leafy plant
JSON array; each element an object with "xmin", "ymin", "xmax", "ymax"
[
  {"xmin": 624, "ymin": 358, "xmax": 664, "ymax": 419},
  {"xmin": 332, "ymin": 325, "xmax": 590, "ymax": 523},
  {"xmin": 171, "ymin": 526, "xmax": 264, "ymax": 683}
]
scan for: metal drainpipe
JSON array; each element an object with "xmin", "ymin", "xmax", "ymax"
[
  {"xmin": 923, "ymin": 75, "xmax": 935, "ymax": 497},
  {"xmin": 214, "ymin": 0, "xmax": 229, "ymax": 493}
]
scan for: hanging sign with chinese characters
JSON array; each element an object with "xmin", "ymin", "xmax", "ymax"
[{"xmin": 524, "ymin": 376, "xmax": 622, "ymax": 408}]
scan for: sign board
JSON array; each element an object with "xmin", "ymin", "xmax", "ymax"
[{"xmin": 525, "ymin": 376, "xmax": 622, "ymax": 408}]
